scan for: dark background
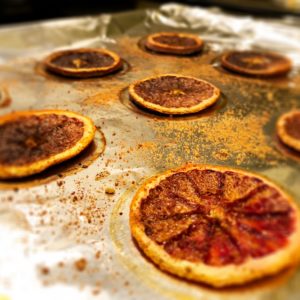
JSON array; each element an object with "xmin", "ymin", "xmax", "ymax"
[{"xmin": 0, "ymin": 0, "xmax": 299, "ymax": 25}]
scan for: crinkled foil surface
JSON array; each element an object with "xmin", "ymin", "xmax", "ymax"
[{"xmin": 0, "ymin": 3, "xmax": 300, "ymax": 300}]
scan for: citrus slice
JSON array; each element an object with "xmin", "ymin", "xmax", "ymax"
[
  {"xmin": 221, "ymin": 51, "xmax": 291, "ymax": 77},
  {"xmin": 130, "ymin": 165, "xmax": 300, "ymax": 287},
  {"xmin": 145, "ymin": 32, "xmax": 204, "ymax": 55},
  {"xmin": 0, "ymin": 110, "xmax": 96, "ymax": 179},
  {"xmin": 128, "ymin": 74, "xmax": 220, "ymax": 115},
  {"xmin": 277, "ymin": 110, "xmax": 300, "ymax": 152},
  {"xmin": 44, "ymin": 48, "xmax": 122, "ymax": 78}
]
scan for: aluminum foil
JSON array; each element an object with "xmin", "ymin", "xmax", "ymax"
[
  {"xmin": 0, "ymin": 3, "xmax": 300, "ymax": 300},
  {"xmin": 147, "ymin": 3, "xmax": 300, "ymax": 66}
]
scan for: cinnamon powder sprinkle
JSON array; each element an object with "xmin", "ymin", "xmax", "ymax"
[
  {"xmin": 137, "ymin": 109, "xmax": 279, "ymax": 168},
  {"xmin": 105, "ymin": 187, "xmax": 116, "ymax": 194},
  {"xmin": 74, "ymin": 258, "xmax": 87, "ymax": 272},
  {"xmin": 40, "ymin": 266, "xmax": 50, "ymax": 275},
  {"xmin": 200, "ymin": 111, "xmax": 276, "ymax": 162}
]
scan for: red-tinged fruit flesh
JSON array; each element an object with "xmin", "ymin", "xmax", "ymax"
[{"xmin": 140, "ymin": 169, "xmax": 296, "ymax": 266}]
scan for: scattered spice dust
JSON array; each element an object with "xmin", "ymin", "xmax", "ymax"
[
  {"xmin": 95, "ymin": 170, "xmax": 110, "ymax": 181},
  {"xmin": 213, "ymin": 148, "xmax": 230, "ymax": 161},
  {"xmin": 137, "ymin": 109, "xmax": 280, "ymax": 168},
  {"xmin": 201, "ymin": 111, "xmax": 276, "ymax": 161}
]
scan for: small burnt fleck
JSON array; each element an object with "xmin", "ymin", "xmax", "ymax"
[
  {"xmin": 40, "ymin": 266, "xmax": 50, "ymax": 275},
  {"xmin": 95, "ymin": 251, "xmax": 101, "ymax": 259},
  {"xmin": 105, "ymin": 187, "xmax": 115, "ymax": 195},
  {"xmin": 74, "ymin": 258, "xmax": 87, "ymax": 272},
  {"xmin": 56, "ymin": 180, "xmax": 64, "ymax": 187}
]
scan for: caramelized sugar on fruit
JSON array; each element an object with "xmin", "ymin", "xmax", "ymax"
[
  {"xmin": 0, "ymin": 114, "xmax": 84, "ymax": 166},
  {"xmin": 221, "ymin": 51, "xmax": 291, "ymax": 76},
  {"xmin": 129, "ymin": 75, "xmax": 220, "ymax": 115},
  {"xmin": 44, "ymin": 48, "xmax": 122, "ymax": 78},
  {"xmin": 277, "ymin": 110, "xmax": 300, "ymax": 153},
  {"xmin": 153, "ymin": 35, "xmax": 198, "ymax": 47},
  {"xmin": 140, "ymin": 169, "xmax": 295, "ymax": 266},
  {"xmin": 0, "ymin": 110, "xmax": 96, "ymax": 179},
  {"xmin": 144, "ymin": 32, "xmax": 204, "ymax": 56},
  {"xmin": 52, "ymin": 52, "xmax": 115, "ymax": 69},
  {"xmin": 229, "ymin": 53, "xmax": 274, "ymax": 70},
  {"xmin": 284, "ymin": 112, "xmax": 300, "ymax": 140}
]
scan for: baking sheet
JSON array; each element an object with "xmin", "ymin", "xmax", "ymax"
[{"xmin": 0, "ymin": 3, "xmax": 300, "ymax": 300}]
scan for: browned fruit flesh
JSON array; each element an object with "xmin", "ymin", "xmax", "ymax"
[
  {"xmin": 224, "ymin": 51, "xmax": 287, "ymax": 71},
  {"xmin": 284, "ymin": 112, "xmax": 300, "ymax": 140},
  {"xmin": 0, "ymin": 114, "xmax": 84, "ymax": 166},
  {"xmin": 133, "ymin": 76, "xmax": 214, "ymax": 108},
  {"xmin": 140, "ymin": 170, "xmax": 295, "ymax": 266},
  {"xmin": 153, "ymin": 35, "xmax": 198, "ymax": 47},
  {"xmin": 51, "ymin": 52, "xmax": 115, "ymax": 69}
]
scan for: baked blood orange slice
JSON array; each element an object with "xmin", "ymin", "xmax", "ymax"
[
  {"xmin": 277, "ymin": 110, "xmax": 300, "ymax": 152},
  {"xmin": 145, "ymin": 32, "xmax": 204, "ymax": 55},
  {"xmin": 221, "ymin": 51, "xmax": 292, "ymax": 77},
  {"xmin": 128, "ymin": 74, "xmax": 220, "ymax": 115},
  {"xmin": 130, "ymin": 165, "xmax": 300, "ymax": 287},
  {"xmin": 0, "ymin": 110, "xmax": 96, "ymax": 179},
  {"xmin": 44, "ymin": 48, "xmax": 122, "ymax": 78}
]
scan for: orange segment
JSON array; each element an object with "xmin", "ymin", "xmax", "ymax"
[{"xmin": 164, "ymin": 219, "xmax": 213, "ymax": 262}]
